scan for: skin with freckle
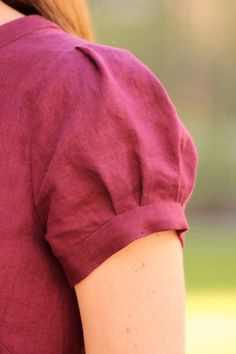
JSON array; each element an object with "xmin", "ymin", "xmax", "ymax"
[{"xmin": 75, "ymin": 230, "xmax": 186, "ymax": 354}]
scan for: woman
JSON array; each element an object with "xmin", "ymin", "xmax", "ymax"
[{"xmin": 0, "ymin": 1, "xmax": 198, "ymax": 353}]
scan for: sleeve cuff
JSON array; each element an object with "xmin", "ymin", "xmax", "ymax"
[{"xmin": 57, "ymin": 200, "xmax": 189, "ymax": 288}]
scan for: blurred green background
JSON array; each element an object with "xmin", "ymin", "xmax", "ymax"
[{"xmin": 89, "ymin": 0, "xmax": 236, "ymax": 352}]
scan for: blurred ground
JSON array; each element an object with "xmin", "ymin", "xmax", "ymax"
[{"xmin": 186, "ymin": 290, "xmax": 236, "ymax": 354}]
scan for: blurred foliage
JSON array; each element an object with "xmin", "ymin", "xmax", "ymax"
[
  {"xmin": 90, "ymin": 0, "xmax": 236, "ymax": 216},
  {"xmin": 184, "ymin": 220, "xmax": 236, "ymax": 290}
]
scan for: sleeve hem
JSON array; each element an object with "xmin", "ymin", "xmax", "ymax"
[{"xmin": 58, "ymin": 200, "xmax": 189, "ymax": 288}]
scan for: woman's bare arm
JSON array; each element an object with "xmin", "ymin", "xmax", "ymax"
[{"xmin": 74, "ymin": 230, "xmax": 185, "ymax": 354}]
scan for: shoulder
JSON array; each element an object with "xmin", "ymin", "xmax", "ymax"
[
  {"xmin": 30, "ymin": 28, "xmax": 198, "ymax": 156},
  {"xmin": 28, "ymin": 27, "xmax": 168, "ymax": 105},
  {"xmin": 32, "ymin": 30, "xmax": 194, "ymax": 153},
  {"xmin": 33, "ymin": 26, "xmax": 152, "ymax": 75}
]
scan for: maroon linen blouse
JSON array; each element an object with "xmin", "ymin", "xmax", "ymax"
[{"xmin": 0, "ymin": 14, "xmax": 198, "ymax": 353}]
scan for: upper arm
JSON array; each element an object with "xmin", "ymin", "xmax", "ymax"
[{"xmin": 74, "ymin": 229, "xmax": 185, "ymax": 354}]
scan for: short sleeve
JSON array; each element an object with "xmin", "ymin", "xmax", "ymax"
[{"xmin": 31, "ymin": 42, "xmax": 199, "ymax": 288}]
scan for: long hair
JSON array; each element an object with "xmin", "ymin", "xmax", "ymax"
[{"xmin": 2, "ymin": 0, "xmax": 96, "ymax": 41}]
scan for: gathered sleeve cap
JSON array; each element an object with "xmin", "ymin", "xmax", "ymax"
[{"xmin": 30, "ymin": 41, "xmax": 199, "ymax": 288}]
